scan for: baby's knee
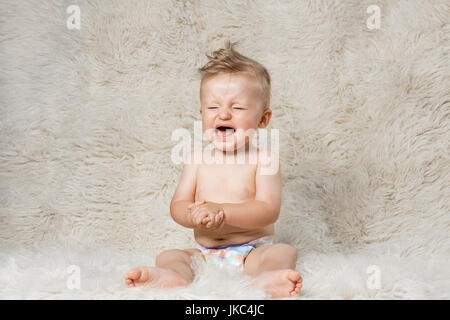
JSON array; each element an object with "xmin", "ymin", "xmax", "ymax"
[
  {"xmin": 155, "ymin": 249, "xmax": 189, "ymax": 266},
  {"xmin": 269, "ymin": 243, "xmax": 297, "ymax": 260}
]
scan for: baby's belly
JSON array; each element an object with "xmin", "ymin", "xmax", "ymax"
[{"xmin": 194, "ymin": 224, "xmax": 275, "ymax": 248}]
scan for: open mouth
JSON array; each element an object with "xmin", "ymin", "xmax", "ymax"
[{"xmin": 214, "ymin": 125, "xmax": 236, "ymax": 140}]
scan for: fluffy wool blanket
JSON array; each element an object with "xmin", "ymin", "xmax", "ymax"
[{"xmin": 0, "ymin": 0, "xmax": 449, "ymax": 299}]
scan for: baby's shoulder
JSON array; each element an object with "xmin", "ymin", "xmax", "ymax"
[
  {"xmin": 184, "ymin": 150, "xmax": 203, "ymax": 166},
  {"xmin": 256, "ymin": 149, "xmax": 275, "ymax": 164},
  {"xmin": 255, "ymin": 149, "xmax": 280, "ymax": 175}
]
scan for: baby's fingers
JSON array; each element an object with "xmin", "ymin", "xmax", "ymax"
[
  {"xmin": 194, "ymin": 211, "xmax": 207, "ymax": 225},
  {"xmin": 214, "ymin": 211, "xmax": 224, "ymax": 226},
  {"xmin": 201, "ymin": 215, "xmax": 211, "ymax": 228},
  {"xmin": 201, "ymin": 216, "xmax": 210, "ymax": 225}
]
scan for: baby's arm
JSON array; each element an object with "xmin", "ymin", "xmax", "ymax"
[
  {"xmin": 170, "ymin": 154, "xmax": 198, "ymax": 228},
  {"xmin": 221, "ymin": 151, "xmax": 281, "ymax": 229}
]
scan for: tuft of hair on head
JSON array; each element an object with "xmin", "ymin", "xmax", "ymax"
[{"xmin": 199, "ymin": 40, "xmax": 271, "ymax": 110}]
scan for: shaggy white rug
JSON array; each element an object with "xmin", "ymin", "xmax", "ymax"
[{"xmin": 0, "ymin": 0, "xmax": 449, "ymax": 299}]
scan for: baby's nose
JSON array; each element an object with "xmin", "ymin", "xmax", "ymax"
[{"xmin": 218, "ymin": 109, "xmax": 232, "ymax": 119}]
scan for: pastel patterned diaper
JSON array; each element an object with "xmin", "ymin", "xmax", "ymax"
[{"xmin": 196, "ymin": 236, "xmax": 274, "ymax": 268}]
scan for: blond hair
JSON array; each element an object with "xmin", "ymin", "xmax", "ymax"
[{"xmin": 199, "ymin": 41, "xmax": 271, "ymax": 110}]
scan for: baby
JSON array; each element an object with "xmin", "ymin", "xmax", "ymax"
[{"xmin": 125, "ymin": 42, "xmax": 302, "ymax": 298}]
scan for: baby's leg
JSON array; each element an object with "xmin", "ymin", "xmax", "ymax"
[
  {"xmin": 125, "ymin": 248, "xmax": 201, "ymax": 288},
  {"xmin": 244, "ymin": 243, "xmax": 302, "ymax": 298}
]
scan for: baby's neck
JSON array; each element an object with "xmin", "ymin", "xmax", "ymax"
[{"xmin": 210, "ymin": 143, "xmax": 259, "ymax": 165}]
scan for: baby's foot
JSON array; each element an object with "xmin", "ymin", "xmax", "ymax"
[
  {"xmin": 125, "ymin": 267, "xmax": 188, "ymax": 288},
  {"xmin": 252, "ymin": 269, "xmax": 302, "ymax": 298}
]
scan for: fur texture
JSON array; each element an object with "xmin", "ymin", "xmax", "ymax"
[{"xmin": 0, "ymin": 0, "xmax": 449, "ymax": 299}]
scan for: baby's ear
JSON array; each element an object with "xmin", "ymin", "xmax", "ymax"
[{"xmin": 258, "ymin": 109, "xmax": 272, "ymax": 128}]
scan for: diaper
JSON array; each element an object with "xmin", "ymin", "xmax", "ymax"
[{"xmin": 196, "ymin": 236, "xmax": 274, "ymax": 269}]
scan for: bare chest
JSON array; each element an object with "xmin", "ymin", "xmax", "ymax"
[{"xmin": 195, "ymin": 164, "xmax": 257, "ymax": 203}]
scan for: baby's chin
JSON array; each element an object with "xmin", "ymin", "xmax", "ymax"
[{"xmin": 212, "ymin": 141, "xmax": 241, "ymax": 152}]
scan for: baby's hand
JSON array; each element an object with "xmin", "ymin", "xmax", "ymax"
[
  {"xmin": 188, "ymin": 200, "xmax": 209, "ymax": 228},
  {"xmin": 203, "ymin": 209, "xmax": 224, "ymax": 229},
  {"xmin": 189, "ymin": 200, "xmax": 224, "ymax": 229}
]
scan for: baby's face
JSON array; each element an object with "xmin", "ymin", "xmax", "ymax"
[{"xmin": 200, "ymin": 72, "xmax": 270, "ymax": 152}]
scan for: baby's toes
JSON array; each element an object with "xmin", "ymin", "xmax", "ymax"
[
  {"xmin": 287, "ymin": 271, "xmax": 302, "ymax": 296},
  {"xmin": 287, "ymin": 270, "xmax": 301, "ymax": 283},
  {"xmin": 125, "ymin": 278, "xmax": 135, "ymax": 287},
  {"xmin": 125, "ymin": 268, "xmax": 142, "ymax": 286},
  {"xmin": 289, "ymin": 284, "xmax": 301, "ymax": 296},
  {"xmin": 293, "ymin": 283, "xmax": 302, "ymax": 294}
]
